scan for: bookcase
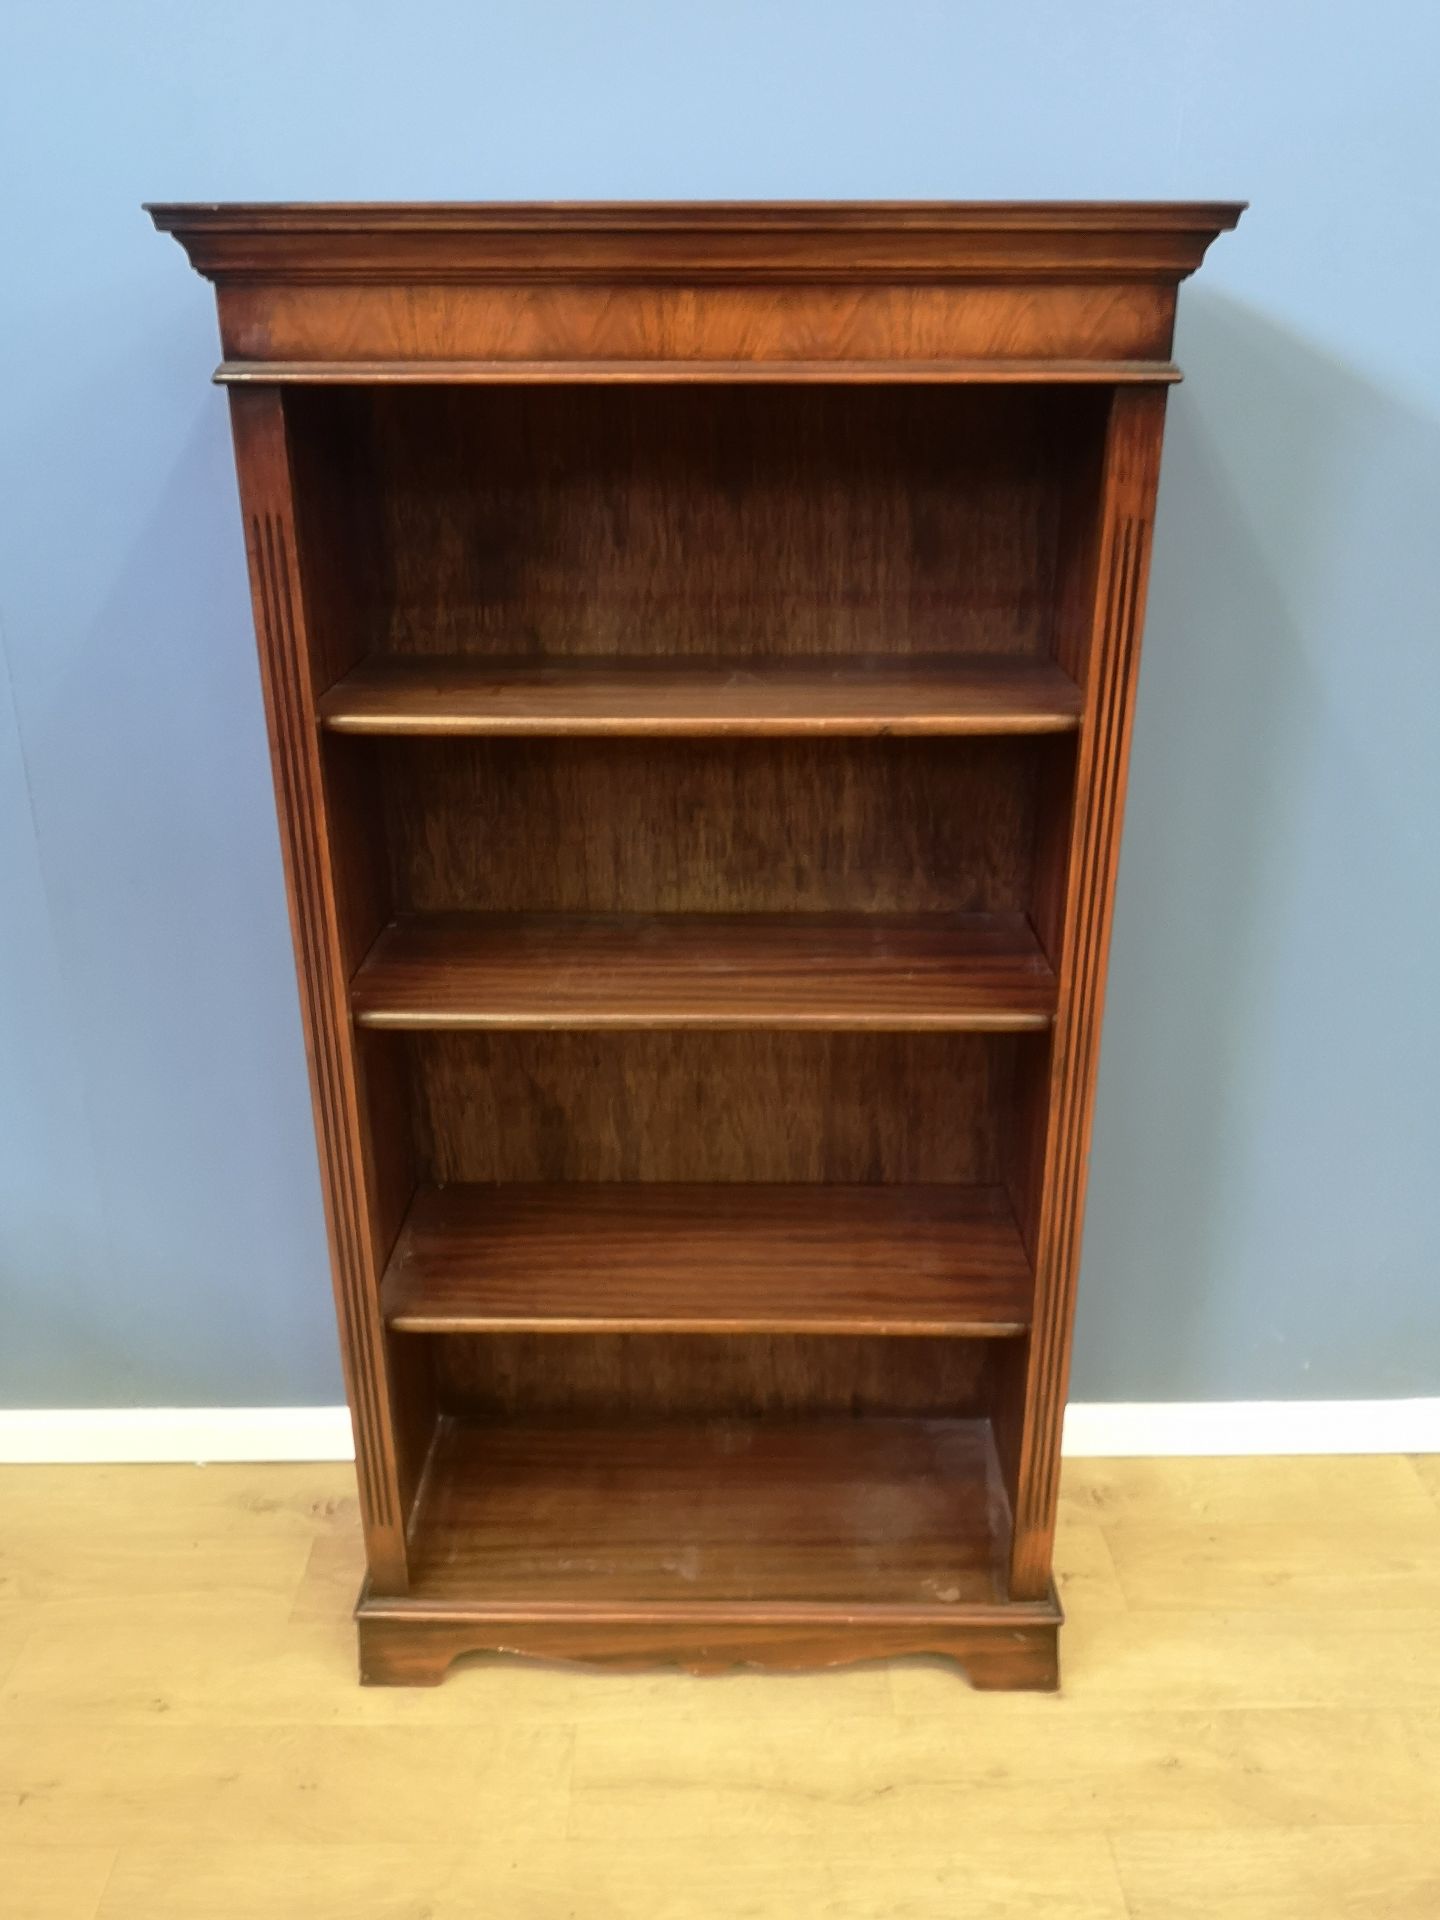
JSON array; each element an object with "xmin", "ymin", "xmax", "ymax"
[{"xmin": 150, "ymin": 201, "xmax": 1241, "ymax": 1688}]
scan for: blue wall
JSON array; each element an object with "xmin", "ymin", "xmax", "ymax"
[{"xmin": 2, "ymin": 1, "xmax": 1436, "ymax": 1406}]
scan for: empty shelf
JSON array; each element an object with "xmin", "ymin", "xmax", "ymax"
[
  {"xmin": 350, "ymin": 912, "xmax": 1058, "ymax": 1031},
  {"xmin": 318, "ymin": 654, "xmax": 1084, "ymax": 738},
  {"xmin": 404, "ymin": 1415, "xmax": 1010, "ymax": 1607},
  {"xmin": 382, "ymin": 1183, "xmax": 1032, "ymax": 1337}
]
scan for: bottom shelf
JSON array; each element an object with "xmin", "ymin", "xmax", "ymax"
[
  {"xmin": 407, "ymin": 1414, "xmax": 1009, "ymax": 1606},
  {"xmin": 358, "ymin": 1414, "xmax": 1061, "ymax": 1688}
]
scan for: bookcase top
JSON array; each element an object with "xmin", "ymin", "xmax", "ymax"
[{"xmin": 147, "ymin": 200, "xmax": 1244, "ymax": 284}]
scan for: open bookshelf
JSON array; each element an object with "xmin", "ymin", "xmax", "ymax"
[{"xmin": 151, "ymin": 200, "xmax": 1241, "ymax": 1688}]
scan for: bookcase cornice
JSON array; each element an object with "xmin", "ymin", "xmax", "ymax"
[{"xmin": 147, "ymin": 199, "xmax": 1244, "ymax": 286}]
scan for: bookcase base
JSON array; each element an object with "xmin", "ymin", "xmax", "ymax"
[{"xmin": 355, "ymin": 1595, "xmax": 1062, "ymax": 1692}]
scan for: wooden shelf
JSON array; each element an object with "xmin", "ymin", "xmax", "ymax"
[
  {"xmin": 350, "ymin": 912, "xmax": 1057, "ymax": 1032},
  {"xmin": 318, "ymin": 654, "xmax": 1083, "ymax": 738},
  {"xmin": 382, "ymin": 1183, "xmax": 1032, "ymax": 1337},
  {"xmin": 403, "ymin": 1415, "xmax": 1009, "ymax": 1607}
]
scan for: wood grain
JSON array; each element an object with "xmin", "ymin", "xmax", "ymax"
[
  {"xmin": 1009, "ymin": 389, "xmax": 1167, "ymax": 1600},
  {"xmin": 573, "ymin": 1702, "xmax": 1439, "ymax": 1838},
  {"xmin": 432, "ymin": 1332, "xmax": 995, "ymax": 1424},
  {"xmin": 380, "ymin": 1183, "xmax": 1032, "ymax": 1336},
  {"xmin": 319, "ymin": 654, "xmax": 1084, "ymax": 737},
  {"xmin": 402, "ymin": 1415, "xmax": 1010, "ymax": 1607},
  {"xmin": 378, "ymin": 735, "xmax": 1055, "ymax": 916},
  {"xmin": 356, "ymin": 1606, "xmax": 1057, "ymax": 1689},
  {"xmin": 1111, "ymin": 1828, "xmax": 1440, "ymax": 1920},
  {"xmin": 149, "ymin": 200, "xmax": 1241, "ymax": 377},
  {"xmin": 0, "ymin": 1848, "xmax": 116, "ymax": 1920},
  {"xmin": 403, "ymin": 1023, "xmax": 1022, "ymax": 1453},
  {"xmin": 148, "ymin": 196, "xmax": 1246, "ymax": 278},
  {"xmin": 406, "ymin": 1031, "xmax": 1025, "ymax": 1184},
  {"xmin": 213, "ymin": 282, "xmax": 1182, "ymax": 372},
  {"xmin": 351, "ymin": 911, "xmax": 1056, "ymax": 1031},
  {"xmin": 333, "ymin": 384, "xmax": 1088, "ymax": 662},
  {"xmin": 91, "ymin": 1834, "xmax": 1125, "ymax": 1920},
  {"xmin": 226, "ymin": 392, "xmax": 412, "ymax": 1591},
  {"xmin": 218, "ymin": 357, "xmax": 1184, "ymax": 384}
]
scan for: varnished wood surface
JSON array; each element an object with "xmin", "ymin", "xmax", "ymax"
[
  {"xmin": 434, "ymin": 1332, "xmax": 993, "ymax": 1426},
  {"xmin": 350, "ymin": 912, "xmax": 1057, "ymax": 1031},
  {"xmin": 153, "ymin": 200, "xmax": 1242, "ymax": 1688},
  {"xmin": 342, "ymin": 385, "xmax": 1089, "ymax": 661},
  {"xmin": 152, "ymin": 200, "xmax": 1242, "ymax": 379},
  {"xmin": 381, "ymin": 1183, "xmax": 1032, "ymax": 1336},
  {"xmin": 380, "ymin": 736, "xmax": 1053, "ymax": 916},
  {"xmin": 216, "ymin": 282, "xmax": 1182, "ymax": 371},
  {"xmin": 408, "ymin": 1032, "xmax": 1021, "ymax": 1185},
  {"xmin": 149, "ymin": 198, "xmax": 1246, "ymax": 226},
  {"xmin": 1009, "ymin": 390, "xmax": 1168, "ymax": 1600},
  {"xmin": 225, "ymin": 392, "xmax": 413, "ymax": 1588},
  {"xmin": 219, "ymin": 357, "xmax": 1184, "ymax": 385},
  {"xmin": 2, "ymin": 1451, "xmax": 1436, "ymax": 1920},
  {"xmin": 357, "ymin": 1607, "xmax": 1057, "ymax": 1688},
  {"xmin": 404, "ymin": 1416, "xmax": 1009, "ymax": 1607},
  {"xmin": 148, "ymin": 198, "xmax": 1244, "ymax": 287},
  {"xmin": 320, "ymin": 654, "xmax": 1084, "ymax": 737}
]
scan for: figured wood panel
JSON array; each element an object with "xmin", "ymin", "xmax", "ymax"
[
  {"xmin": 405, "ymin": 1416, "xmax": 1009, "ymax": 1605},
  {"xmin": 212, "ymin": 281, "xmax": 1183, "ymax": 369},
  {"xmin": 407, "ymin": 1031, "xmax": 1023, "ymax": 1186},
  {"xmin": 379, "ymin": 736, "xmax": 1055, "ymax": 915},
  {"xmin": 381, "ymin": 1184, "xmax": 1032, "ymax": 1336},
  {"xmin": 319, "ymin": 654, "xmax": 1084, "ymax": 737},
  {"xmin": 350, "ymin": 912, "xmax": 1056, "ymax": 1031},
  {"xmin": 338, "ymin": 386, "xmax": 1093, "ymax": 661}
]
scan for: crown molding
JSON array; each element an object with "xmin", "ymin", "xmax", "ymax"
[{"xmin": 146, "ymin": 200, "xmax": 1246, "ymax": 286}]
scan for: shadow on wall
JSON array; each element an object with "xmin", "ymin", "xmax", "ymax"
[{"xmin": 1073, "ymin": 289, "xmax": 1440, "ymax": 1401}]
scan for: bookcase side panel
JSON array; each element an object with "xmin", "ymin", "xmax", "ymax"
[
  {"xmin": 1009, "ymin": 386, "xmax": 1168, "ymax": 1597},
  {"xmin": 228, "ymin": 386, "xmax": 415, "ymax": 1591}
]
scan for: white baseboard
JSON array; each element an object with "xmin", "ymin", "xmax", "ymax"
[
  {"xmin": 0, "ymin": 1400, "xmax": 1437, "ymax": 1464},
  {"xmin": 1062, "ymin": 1399, "xmax": 1440, "ymax": 1457},
  {"xmin": 0, "ymin": 1406, "xmax": 356, "ymax": 1464}
]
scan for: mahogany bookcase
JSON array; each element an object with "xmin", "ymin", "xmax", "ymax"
[{"xmin": 150, "ymin": 201, "xmax": 1241, "ymax": 1688}]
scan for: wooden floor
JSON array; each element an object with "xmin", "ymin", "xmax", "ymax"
[{"xmin": 3, "ymin": 1454, "xmax": 1440, "ymax": 1917}]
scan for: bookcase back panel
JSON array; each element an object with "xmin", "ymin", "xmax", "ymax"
[
  {"xmin": 287, "ymin": 385, "xmax": 1106, "ymax": 663},
  {"xmin": 431, "ymin": 1331, "xmax": 992, "ymax": 1422},
  {"xmin": 377, "ymin": 736, "xmax": 1068, "ymax": 917},
  {"xmin": 405, "ymin": 1031, "xmax": 1024, "ymax": 1186}
]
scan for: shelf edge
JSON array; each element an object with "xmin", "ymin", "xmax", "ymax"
[
  {"xmin": 352, "ymin": 1009, "xmax": 1057, "ymax": 1032},
  {"xmin": 216, "ymin": 357, "xmax": 1184, "ymax": 387},
  {"xmin": 386, "ymin": 1309, "xmax": 1031, "ymax": 1337}
]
